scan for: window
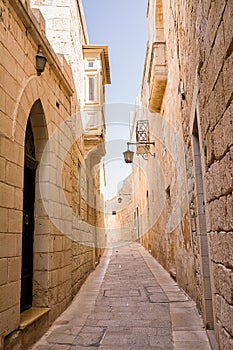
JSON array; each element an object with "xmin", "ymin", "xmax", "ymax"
[
  {"xmin": 134, "ymin": 211, "xmax": 136, "ymax": 228},
  {"xmin": 89, "ymin": 77, "xmax": 95, "ymax": 101},
  {"xmin": 86, "ymin": 178, "xmax": 90, "ymax": 221},
  {"xmin": 88, "ymin": 60, "xmax": 94, "ymax": 68},
  {"xmin": 78, "ymin": 163, "xmax": 81, "ymax": 216}
]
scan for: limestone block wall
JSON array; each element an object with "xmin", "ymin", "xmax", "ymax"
[
  {"xmin": 175, "ymin": 0, "xmax": 233, "ymax": 347},
  {"xmin": 30, "ymin": 0, "xmax": 88, "ymax": 106},
  {"xmin": 138, "ymin": 0, "xmax": 196, "ymax": 302},
  {"xmin": 0, "ymin": 0, "xmax": 103, "ymax": 347},
  {"xmin": 0, "ymin": 0, "xmax": 71, "ymax": 336},
  {"xmin": 139, "ymin": 0, "xmax": 232, "ymax": 348}
]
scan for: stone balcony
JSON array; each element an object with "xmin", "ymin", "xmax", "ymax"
[
  {"xmin": 81, "ymin": 45, "xmax": 110, "ymax": 157},
  {"xmin": 148, "ymin": 41, "xmax": 167, "ymax": 113},
  {"xmin": 82, "ymin": 106, "xmax": 105, "ymax": 151}
]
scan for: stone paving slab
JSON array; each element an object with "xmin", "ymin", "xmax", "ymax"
[{"xmin": 30, "ymin": 243, "xmax": 211, "ymax": 350}]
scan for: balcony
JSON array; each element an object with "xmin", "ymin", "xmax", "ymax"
[
  {"xmin": 82, "ymin": 107, "xmax": 105, "ymax": 153},
  {"xmin": 82, "ymin": 45, "xmax": 110, "ymax": 154},
  {"xmin": 148, "ymin": 41, "xmax": 167, "ymax": 113}
]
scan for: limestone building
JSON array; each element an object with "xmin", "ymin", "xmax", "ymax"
[
  {"xmin": 0, "ymin": 0, "xmax": 110, "ymax": 348},
  {"xmin": 105, "ymin": 175, "xmax": 135, "ymax": 245},
  {"xmin": 124, "ymin": 0, "xmax": 232, "ymax": 349}
]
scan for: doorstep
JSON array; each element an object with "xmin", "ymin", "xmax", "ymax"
[
  {"xmin": 20, "ymin": 307, "xmax": 50, "ymax": 330},
  {"xmin": 5, "ymin": 308, "xmax": 51, "ymax": 350}
]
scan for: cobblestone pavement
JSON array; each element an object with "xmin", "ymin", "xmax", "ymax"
[{"xmin": 31, "ymin": 243, "xmax": 211, "ymax": 350}]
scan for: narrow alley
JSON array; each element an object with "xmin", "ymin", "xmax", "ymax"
[
  {"xmin": 1, "ymin": 0, "xmax": 232, "ymax": 349},
  {"xmin": 30, "ymin": 243, "xmax": 211, "ymax": 350}
]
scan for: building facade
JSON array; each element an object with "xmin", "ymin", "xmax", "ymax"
[
  {"xmin": 0, "ymin": 0, "xmax": 110, "ymax": 349},
  {"xmin": 105, "ymin": 175, "xmax": 136, "ymax": 245},
  {"xmin": 123, "ymin": 0, "xmax": 232, "ymax": 349}
]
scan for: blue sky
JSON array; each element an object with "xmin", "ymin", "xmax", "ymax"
[
  {"xmin": 82, "ymin": 0, "xmax": 148, "ymax": 104},
  {"xmin": 82, "ymin": 0, "xmax": 148, "ymax": 199}
]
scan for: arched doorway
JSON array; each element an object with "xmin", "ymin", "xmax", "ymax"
[
  {"xmin": 21, "ymin": 118, "xmax": 38, "ymax": 312},
  {"xmin": 20, "ymin": 99, "xmax": 49, "ymax": 311}
]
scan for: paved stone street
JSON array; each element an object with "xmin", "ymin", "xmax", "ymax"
[{"xmin": 30, "ymin": 243, "xmax": 211, "ymax": 350}]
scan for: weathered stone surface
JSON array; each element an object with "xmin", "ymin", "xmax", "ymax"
[
  {"xmin": 207, "ymin": 194, "xmax": 233, "ymax": 232},
  {"xmin": 0, "ymin": 0, "xmax": 107, "ymax": 345},
  {"xmin": 4, "ymin": 330, "xmax": 22, "ymax": 350},
  {"xmin": 217, "ymin": 322, "xmax": 233, "ymax": 350},
  {"xmin": 215, "ymin": 294, "xmax": 233, "ymax": 337},
  {"xmin": 222, "ymin": 52, "xmax": 233, "ymax": 106},
  {"xmin": 205, "ymin": 149, "xmax": 233, "ymax": 202},
  {"xmin": 212, "ymin": 105, "xmax": 233, "ymax": 160},
  {"xmin": 209, "ymin": 232, "xmax": 233, "ymax": 268},
  {"xmin": 213, "ymin": 264, "xmax": 233, "ymax": 305}
]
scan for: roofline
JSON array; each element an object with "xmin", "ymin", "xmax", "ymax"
[
  {"xmin": 77, "ymin": 0, "xmax": 89, "ymax": 44},
  {"xmin": 8, "ymin": 0, "xmax": 74, "ymax": 97}
]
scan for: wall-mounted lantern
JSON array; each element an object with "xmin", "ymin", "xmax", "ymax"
[
  {"xmin": 36, "ymin": 48, "xmax": 47, "ymax": 76},
  {"xmin": 117, "ymin": 193, "xmax": 131, "ymax": 203},
  {"xmin": 123, "ymin": 120, "xmax": 155, "ymax": 163},
  {"xmin": 123, "ymin": 148, "xmax": 134, "ymax": 163}
]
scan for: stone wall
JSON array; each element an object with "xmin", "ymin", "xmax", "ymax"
[
  {"xmin": 175, "ymin": 0, "xmax": 232, "ymax": 347},
  {"xmin": 135, "ymin": 0, "xmax": 232, "ymax": 348},
  {"xmin": 136, "ymin": 0, "xmax": 196, "ymax": 297},
  {"xmin": 0, "ymin": 0, "xmax": 106, "ymax": 348},
  {"xmin": 30, "ymin": 0, "xmax": 88, "ymax": 106}
]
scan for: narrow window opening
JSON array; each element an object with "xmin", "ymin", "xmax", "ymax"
[
  {"xmin": 78, "ymin": 163, "xmax": 81, "ymax": 217},
  {"xmin": 89, "ymin": 77, "xmax": 95, "ymax": 101}
]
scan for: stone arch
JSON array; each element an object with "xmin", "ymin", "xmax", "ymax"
[
  {"xmin": 12, "ymin": 76, "xmax": 49, "ymax": 149},
  {"xmin": 28, "ymin": 100, "xmax": 50, "ymax": 307},
  {"xmin": 15, "ymin": 78, "xmax": 51, "ymax": 309}
]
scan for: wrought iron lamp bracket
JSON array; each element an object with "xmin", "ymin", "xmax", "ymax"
[{"xmin": 127, "ymin": 141, "xmax": 155, "ymax": 158}]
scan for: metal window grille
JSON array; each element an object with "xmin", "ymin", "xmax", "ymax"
[{"xmin": 136, "ymin": 120, "xmax": 150, "ymax": 142}]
